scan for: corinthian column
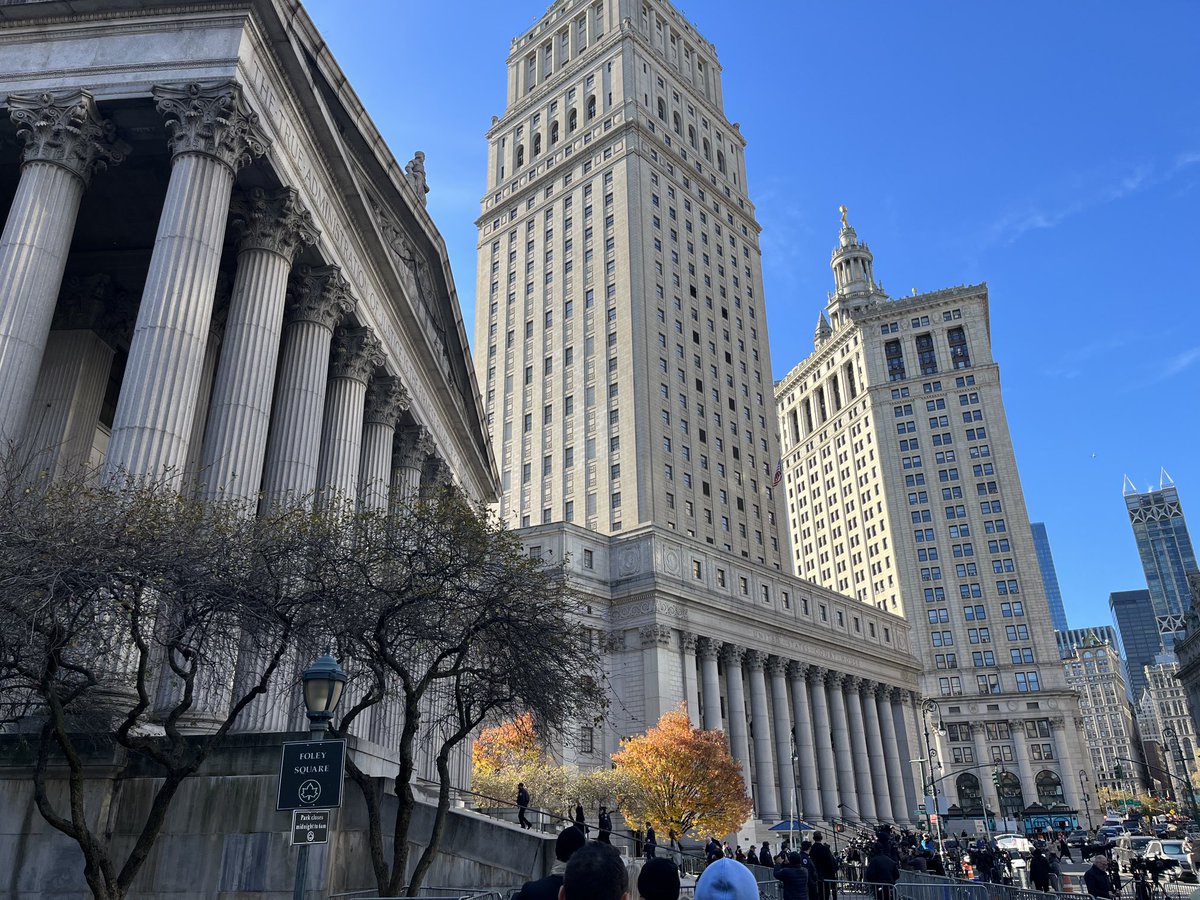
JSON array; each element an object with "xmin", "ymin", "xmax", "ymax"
[
  {"xmin": 809, "ymin": 667, "xmax": 839, "ymax": 819},
  {"xmin": 789, "ymin": 663, "xmax": 821, "ymax": 819},
  {"xmin": 893, "ymin": 690, "xmax": 921, "ymax": 821},
  {"xmin": 680, "ymin": 632, "xmax": 700, "ymax": 728},
  {"xmin": 199, "ymin": 187, "xmax": 318, "ymax": 503},
  {"xmin": 721, "ymin": 644, "xmax": 754, "ymax": 813},
  {"xmin": 746, "ymin": 651, "xmax": 779, "ymax": 818},
  {"xmin": 827, "ymin": 671, "xmax": 859, "ymax": 816},
  {"xmin": 844, "ymin": 677, "xmax": 877, "ymax": 821},
  {"xmin": 877, "ymin": 687, "xmax": 909, "ymax": 823},
  {"xmin": 105, "ymin": 81, "xmax": 268, "ymax": 484},
  {"xmin": 768, "ymin": 657, "xmax": 795, "ymax": 820},
  {"xmin": 259, "ymin": 265, "xmax": 355, "ymax": 509},
  {"xmin": 358, "ymin": 377, "xmax": 409, "ymax": 512},
  {"xmin": 316, "ymin": 326, "xmax": 384, "ymax": 507},
  {"xmin": 698, "ymin": 637, "xmax": 722, "ymax": 732},
  {"xmin": 861, "ymin": 683, "xmax": 892, "ymax": 821},
  {"xmin": 390, "ymin": 424, "xmax": 432, "ymax": 511},
  {"xmin": 0, "ymin": 90, "xmax": 125, "ymax": 448}
]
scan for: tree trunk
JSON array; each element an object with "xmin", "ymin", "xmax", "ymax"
[
  {"xmin": 384, "ymin": 695, "xmax": 422, "ymax": 896},
  {"xmin": 407, "ymin": 749, "xmax": 454, "ymax": 895}
]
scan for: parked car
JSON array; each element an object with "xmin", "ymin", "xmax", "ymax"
[
  {"xmin": 994, "ymin": 833, "xmax": 1034, "ymax": 857},
  {"xmin": 1146, "ymin": 839, "xmax": 1197, "ymax": 882},
  {"xmin": 1098, "ymin": 825, "xmax": 1127, "ymax": 842},
  {"xmin": 1114, "ymin": 834, "xmax": 1156, "ymax": 871}
]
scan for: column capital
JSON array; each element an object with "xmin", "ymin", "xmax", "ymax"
[
  {"xmin": 767, "ymin": 656, "xmax": 789, "ymax": 678},
  {"xmin": 745, "ymin": 649, "xmax": 768, "ymax": 672},
  {"xmin": 8, "ymin": 88, "xmax": 128, "ymax": 184},
  {"xmin": 230, "ymin": 186, "xmax": 319, "ymax": 261},
  {"xmin": 808, "ymin": 665, "xmax": 829, "ymax": 684},
  {"xmin": 153, "ymin": 80, "xmax": 269, "ymax": 173},
  {"xmin": 364, "ymin": 376, "xmax": 409, "ymax": 428},
  {"xmin": 826, "ymin": 670, "xmax": 847, "ymax": 688},
  {"xmin": 394, "ymin": 424, "xmax": 434, "ymax": 470},
  {"xmin": 787, "ymin": 661, "xmax": 810, "ymax": 682},
  {"xmin": 639, "ymin": 624, "xmax": 672, "ymax": 649},
  {"xmin": 679, "ymin": 631, "xmax": 699, "ymax": 653},
  {"xmin": 285, "ymin": 264, "xmax": 355, "ymax": 330},
  {"xmin": 697, "ymin": 636, "xmax": 721, "ymax": 662},
  {"xmin": 330, "ymin": 326, "xmax": 384, "ymax": 383},
  {"xmin": 720, "ymin": 643, "xmax": 745, "ymax": 667}
]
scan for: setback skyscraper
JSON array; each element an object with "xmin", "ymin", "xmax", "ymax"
[
  {"xmin": 473, "ymin": 0, "xmax": 922, "ymax": 829},
  {"xmin": 775, "ymin": 213, "xmax": 1092, "ymax": 832}
]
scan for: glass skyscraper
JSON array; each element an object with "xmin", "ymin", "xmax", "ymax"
[
  {"xmin": 1124, "ymin": 477, "xmax": 1197, "ymax": 652},
  {"xmin": 1032, "ymin": 522, "xmax": 1069, "ymax": 632},
  {"xmin": 1110, "ymin": 588, "xmax": 1165, "ymax": 704}
]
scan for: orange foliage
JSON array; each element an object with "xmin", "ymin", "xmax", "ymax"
[
  {"xmin": 472, "ymin": 712, "xmax": 543, "ymax": 776},
  {"xmin": 612, "ymin": 704, "xmax": 752, "ymax": 838}
]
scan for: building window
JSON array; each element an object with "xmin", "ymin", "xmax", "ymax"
[
  {"xmin": 948, "ymin": 326, "xmax": 972, "ymax": 368},
  {"xmin": 885, "ymin": 339, "xmax": 906, "ymax": 382},
  {"xmin": 916, "ymin": 332, "xmax": 938, "ymax": 375}
]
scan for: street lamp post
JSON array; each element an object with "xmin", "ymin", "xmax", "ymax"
[
  {"xmin": 293, "ymin": 652, "xmax": 347, "ymax": 900},
  {"xmin": 1078, "ymin": 770, "xmax": 1093, "ymax": 831},
  {"xmin": 1163, "ymin": 726, "xmax": 1199, "ymax": 824},
  {"xmin": 921, "ymin": 699, "xmax": 946, "ymax": 856}
]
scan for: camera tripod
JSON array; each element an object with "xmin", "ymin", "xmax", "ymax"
[{"xmin": 1131, "ymin": 866, "xmax": 1174, "ymax": 900}]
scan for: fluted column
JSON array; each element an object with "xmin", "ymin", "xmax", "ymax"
[
  {"xmin": 861, "ymin": 683, "xmax": 892, "ymax": 821},
  {"xmin": 877, "ymin": 687, "xmax": 909, "ymax": 823},
  {"xmin": 1010, "ymin": 718, "xmax": 1038, "ymax": 809},
  {"xmin": 259, "ymin": 265, "xmax": 355, "ymax": 510},
  {"xmin": 183, "ymin": 297, "xmax": 227, "ymax": 491},
  {"xmin": 746, "ymin": 651, "xmax": 779, "ymax": 818},
  {"xmin": 844, "ymin": 677, "xmax": 877, "ymax": 821},
  {"xmin": 106, "ymin": 81, "xmax": 268, "ymax": 484},
  {"xmin": 721, "ymin": 643, "xmax": 753, "ymax": 813},
  {"xmin": 680, "ymin": 632, "xmax": 700, "ymax": 728},
  {"xmin": 390, "ymin": 424, "xmax": 432, "ymax": 511},
  {"xmin": 0, "ymin": 90, "xmax": 125, "ymax": 448},
  {"xmin": 698, "ymin": 637, "xmax": 722, "ymax": 732},
  {"xmin": 893, "ymin": 691, "xmax": 921, "ymax": 821},
  {"xmin": 789, "ymin": 662, "xmax": 821, "ymax": 819},
  {"xmin": 199, "ymin": 187, "xmax": 319, "ymax": 503},
  {"xmin": 358, "ymin": 377, "xmax": 409, "ymax": 512},
  {"xmin": 768, "ymin": 657, "xmax": 796, "ymax": 820},
  {"xmin": 1051, "ymin": 716, "xmax": 1083, "ymax": 809},
  {"xmin": 972, "ymin": 722, "xmax": 1000, "ymax": 816},
  {"xmin": 315, "ymin": 326, "xmax": 384, "ymax": 507},
  {"xmin": 809, "ymin": 667, "xmax": 840, "ymax": 819},
  {"xmin": 827, "ymin": 671, "xmax": 859, "ymax": 817}
]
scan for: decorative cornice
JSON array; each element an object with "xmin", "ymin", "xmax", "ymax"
[
  {"xmin": 152, "ymin": 80, "xmax": 269, "ymax": 173},
  {"xmin": 230, "ymin": 186, "xmax": 319, "ymax": 261},
  {"xmin": 329, "ymin": 326, "xmax": 384, "ymax": 384},
  {"xmin": 363, "ymin": 376, "xmax": 409, "ymax": 428},
  {"xmin": 8, "ymin": 88, "xmax": 127, "ymax": 184},
  {"xmin": 284, "ymin": 264, "xmax": 354, "ymax": 330},
  {"xmin": 639, "ymin": 623, "xmax": 672, "ymax": 649}
]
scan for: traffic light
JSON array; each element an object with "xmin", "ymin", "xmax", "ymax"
[
  {"xmin": 835, "ymin": 822, "xmax": 845, "ymax": 833},
  {"xmin": 992, "ymin": 770, "xmax": 1001, "ymax": 789},
  {"xmin": 1115, "ymin": 764, "xmax": 1126, "ymax": 781}
]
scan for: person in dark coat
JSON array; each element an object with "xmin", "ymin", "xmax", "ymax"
[
  {"xmin": 1029, "ymin": 848, "xmax": 1051, "ymax": 892},
  {"xmin": 516, "ymin": 782, "xmax": 532, "ymax": 830},
  {"xmin": 760, "ymin": 842, "xmax": 775, "ymax": 868},
  {"xmin": 810, "ymin": 832, "xmax": 838, "ymax": 900},
  {"xmin": 574, "ymin": 800, "xmax": 587, "ymax": 835},
  {"xmin": 774, "ymin": 851, "xmax": 811, "ymax": 900},
  {"xmin": 639, "ymin": 857, "xmax": 682, "ymax": 900},
  {"xmin": 863, "ymin": 843, "xmax": 900, "ymax": 900},
  {"xmin": 1084, "ymin": 855, "xmax": 1113, "ymax": 898},
  {"xmin": 597, "ymin": 806, "xmax": 612, "ymax": 844},
  {"xmin": 513, "ymin": 826, "xmax": 586, "ymax": 900},
  {"xmin": 706, "ymin": 836, "xmax": 724, "ymax": 864},
  {"xmin": 644, "ymin": 822, "xmax": 658, "ymax": 859}
]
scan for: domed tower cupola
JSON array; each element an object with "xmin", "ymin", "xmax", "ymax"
[{"xmin": 828, "ymin": 205, "xmax": 887, "ymax": 319}]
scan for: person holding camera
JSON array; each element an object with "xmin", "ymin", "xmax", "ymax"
[{"xmin": 1085, "ymin": 855, "xmax": 1119, "ymax": 899}]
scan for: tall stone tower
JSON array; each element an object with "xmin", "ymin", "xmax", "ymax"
[
  {"xmin": 775, "ymin": 212, "xmax": 1094, "ymax": 832},
  {"xmin": 473, "ymin": 1, "xmax": 924, "ymax": 831}
]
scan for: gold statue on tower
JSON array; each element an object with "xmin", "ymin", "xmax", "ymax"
[{"xmin": 839, "ymin": 204, "xmax": 848, "ymax": 229}]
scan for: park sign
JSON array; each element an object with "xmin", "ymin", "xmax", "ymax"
[
  {"xmin": 291, "ymin": 809, "xmax": 331, "ymax": 845},
  {"xmin": 277, "ymin": 739, "xmax": 346, "ymax": 811}
]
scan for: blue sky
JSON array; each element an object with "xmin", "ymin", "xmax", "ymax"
[{"xmin": 305, "ymin": 1, "xmax": 1200, "ymax": 631}]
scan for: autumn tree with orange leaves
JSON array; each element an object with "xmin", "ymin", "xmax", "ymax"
[{"xmin": 612, "ymin": 705, "xmax": 753, "ymax": 838}]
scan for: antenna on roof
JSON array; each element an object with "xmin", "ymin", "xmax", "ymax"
[
  {"xmin": 1161, "ymin": 467, "xmax": 1174, "ymax": 488},
  {"xmin": 1122, "ymin": 474, "xmax": 1137, "ymax": 496}
]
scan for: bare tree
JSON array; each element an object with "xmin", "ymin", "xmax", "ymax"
[
  {"xmin": 0, "ymin": 469, "xmax": 335, "ymax": 900},
  {"xmin": 325, "ymin": 493, "xmax": 608, "ymax": 897}
]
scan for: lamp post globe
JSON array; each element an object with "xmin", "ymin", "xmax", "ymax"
[{"xmin": 301, "ymin": 652, "xmax": 347, "ymax": 738}]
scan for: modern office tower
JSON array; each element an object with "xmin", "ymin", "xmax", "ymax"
[
  {"xmin": 1032, "ymin": 522, "xmax": 1069, "ymax": 632},
  {"xmin": 474, "ymin": 0, "xmax": 923, "ymax": 829},
  {"xmin": 774, "ymin": 213, "xmax": 1093, "ymax": 831},
  {"xmin": 1062, "ymin": 632, "xmax": 1141, "ymax": 795},
  {"xmin": 1111, "ymin": 589, "xmax": 1163, "ymax": 705},
  {"xmin": 1124, "ymin": 474, "xmax": 1198, "ymax": 655}
]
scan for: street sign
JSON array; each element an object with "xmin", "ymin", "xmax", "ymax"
[
  {"xmin": 929, "ymin": 814, "xmax": 939, "ymax": 823},
  {"xmin": 974, "ymin": 820, "xmax": 986, "ymax": 835},
  {"xmin": 918, "ymin": 804, "xmax": 927, "ymax": 812},
  {"xmin": 291, "ymin": 809, "xmax": 330, "ymax": 845},
  {"xmin": 277, "ymin": 739, "xmax": 346, "ymax": 811}
]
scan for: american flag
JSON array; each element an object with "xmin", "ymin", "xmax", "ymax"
[{"xmin": 772, "ymin": 459, "xmax": 782, "ymax": 487}]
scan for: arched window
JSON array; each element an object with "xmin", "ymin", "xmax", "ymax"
[
  {"xmin": 1036, "ymin": 770, "xmax": 1064, "ymax": 806},
  {"xmin": 550, "ymin": 121, "xmax": 560, "ymax": 146},
  {"xmin": 957, "ymin": 773, "xmax": 982, "ymax": 810},
  {"xmin": 688, "ymin": 124, "xmax": 696, "ymax": 148},
  {"xmin": 533, "ymin": 134, "xmax": 542, "ymax": 158},
  {"xmin": 717, "ymin": 150, "xmax": 726, "ymax": 174},
  {"xmin": 516, "ymin": 145, "xmax": 525, "ymax": 167},
  {"xmin": 586, "ymin": 95, "xmax": 596, "ymax": 120},
  {"xmin": 998, "ymin": 771, "xmax": 1025, "ymax": 814},
  {"xmin": 657, "ymin": 97, "xmax": 666, "ymax": 121},
  {"xmin": 568, "ymin": 108, "xmax": 578, "ymax": 133},
  {"xmin": 703, "ymin": 138, "xmax": 710, "ymax": 160},
  {"xmin": 672, "ymin": 111, "xmax": 681, "ymax": 135}
]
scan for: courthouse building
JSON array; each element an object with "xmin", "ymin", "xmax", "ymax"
[
  {"xmin": 473, "ymin": 0, "xmax": 924, "ymax": 828},
  {"xmin": 773, "ymin": 215, "xmax": 1092, "ymax": 832}
]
